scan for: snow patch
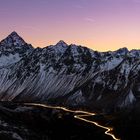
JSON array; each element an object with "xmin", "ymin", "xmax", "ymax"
[
  {"xmin": 0, "ymin": 53, "xmax": 20, "ymax": 67},
  {"xmin": 123, "ymin": 90, "xmax": 136, "ymax": 107}
]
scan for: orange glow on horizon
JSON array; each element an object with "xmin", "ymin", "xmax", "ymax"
[
  {"xmin": 27, "ymin": 38, "xmax": 140, "ymax": 52},
  {"xmin": 1, "ymin": 0, "xmax": 140, "ymax": 52},
  {"xmin": 1, "ymin": 30, "xmax": 140, "ymax": 52}
]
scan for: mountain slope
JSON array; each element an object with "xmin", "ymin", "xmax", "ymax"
[
  {"xmin": 0, "ymin": 31, "xmax": 33, "ymax": 67},
  {"xmin": 0, "ymin": 32, "xmax": 140, "ymax": 112}
]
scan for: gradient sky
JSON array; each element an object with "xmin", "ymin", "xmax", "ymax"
[{"xmin": 1, "ymin": 0, "xmax": 140, "ymax": 51}]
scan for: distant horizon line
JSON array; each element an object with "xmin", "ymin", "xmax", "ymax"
[{"xmin": 1, "ymin": 31, "xmax": 140, "ymax": 52}]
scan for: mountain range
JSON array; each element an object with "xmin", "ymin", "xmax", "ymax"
[{"xmin": 0, "ymin": 31, "xmax": 140, "ymax": 112}]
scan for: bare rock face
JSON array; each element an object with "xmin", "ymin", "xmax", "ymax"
[{"xmin": 0, "ymin": 32, "xmax": 140, "ymax": 111}]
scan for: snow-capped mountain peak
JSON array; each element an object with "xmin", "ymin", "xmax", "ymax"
[
  {"xmin": 0, "ymin": 32, "xmax": 33, "ymax": 67},
  {"xmin": 56, "ymin": 40, "xmax": 68, "ymax": 47},
  {"xmin": 115, "ymin": 47, "xmax": 129, "ymax": 55},
  {"xmin": 10, "ymin": 31, "xmax": 20, "ymax": 36},
  {"xmin": 0, "ymin": 31, "xmax": 26, "ymax": 47}
]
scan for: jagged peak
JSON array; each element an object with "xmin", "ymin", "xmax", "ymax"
[
  {"xmin": 10, "ymin": 31, "xmax": 19, "ymax": 36},
  {"xmin": 116, "ymin": 47, "xmax": 128, "ymax": 52},
  {"xmin": 56, "ymin": 40, "xmax": 68, "ymax": 46},
  {"xmin": 115, "ymin": 47, "xmax": 129, "ymax": 55},
  {"xmin": 0, "ymin": 31, "xmax": 26, "ymax": 47},
  {"xmin": 130, "ymin": 49, "xmax": 140, "ymax": 57}
]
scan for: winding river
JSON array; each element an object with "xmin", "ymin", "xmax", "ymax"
[{"xmin": 25, "ymin": 103, "xmax": 120, "ymax": 140}]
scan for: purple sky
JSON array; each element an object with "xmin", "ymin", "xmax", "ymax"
[{"xmin": 0, "ymin": 0, "xmax": 140, "ymax": 51}]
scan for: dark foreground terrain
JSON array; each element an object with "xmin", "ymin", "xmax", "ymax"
[{"xmin": 0, "ymin": 102, "xmax": 139, "ymax": 140}]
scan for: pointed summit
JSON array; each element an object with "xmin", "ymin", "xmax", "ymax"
[
  {"xmin": 56, "ymin": 40, "xmax": 68, "ymax": 47},
  {"xmin": 0, "ymin": 31, "xmax": 26, "ymax": 47},
  {"xmin": 10, "ymin": 31, "xmax": 19, "ymax": 36}
]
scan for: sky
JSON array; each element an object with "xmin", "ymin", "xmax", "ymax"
[{"xmin": 0, "ymin": 0, "xmax": 140, "ymax": 51}]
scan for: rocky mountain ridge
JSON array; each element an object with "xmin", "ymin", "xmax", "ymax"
[{"xmin": 0, "ymin": 31, "xmax": 140, "ymax": 112}]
